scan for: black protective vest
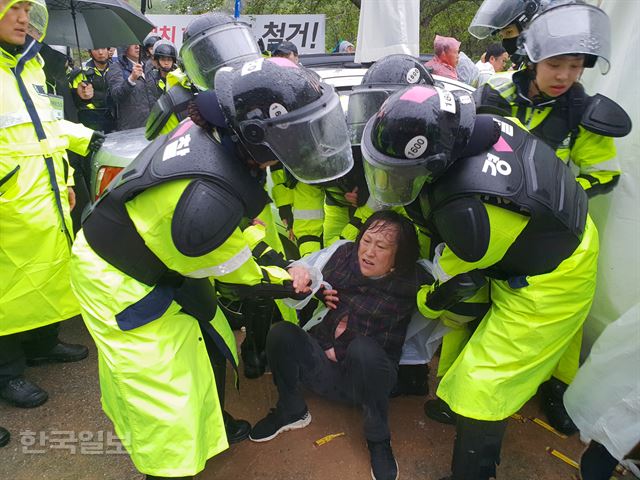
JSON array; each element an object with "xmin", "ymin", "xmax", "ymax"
[
  {"xmin": 83, "ymin": 121, "xmax": 270, "ymax": 286},
  {"xmin": 420, "ymin": 115, "xmax": 588, "ymax": 279}
]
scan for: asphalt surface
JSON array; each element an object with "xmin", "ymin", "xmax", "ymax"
[{"xmin": 0, "ymin": 317, "xmax": 611, "ymax": 480}]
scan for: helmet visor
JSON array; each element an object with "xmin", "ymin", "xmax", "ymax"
[
  {"xmin": 469, "ymin": 0, "xmax": 526, "ymax": 39},
  {"xmin": 523, "ymin": 4, "xmax": 611, "ymax": 73},
  {"xmin": 0, "ymin": 0, "xmax": 48, "ymax": 41},
  {"xmin": 346, "ymin": 88, "xmax": 393, "ymax": 146},
  {"xmin": 361, "ymin": 117, "xmax": 430, "ymax": 206},
  {"xmin": 240, "ymin": 84, "xmax": 354, "ymax": 184},
  {"xmin": 180, "ymin": 23, "xmax": 261, "ymax": 90}
]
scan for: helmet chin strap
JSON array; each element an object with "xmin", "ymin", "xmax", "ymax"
[
  {"xmin": 529, "ymin": 78, "xmax": 556, "ymax": 104},
  {"xmin": 455, "ymin": 115, "xmax": 501, "ymax": 159}
]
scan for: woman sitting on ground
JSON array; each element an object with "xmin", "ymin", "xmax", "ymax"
[{"xmin": 249, "ymin": 210, "xmax": 419, "ymax": 480}]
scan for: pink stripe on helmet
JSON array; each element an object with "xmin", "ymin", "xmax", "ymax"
[
  {"xmin": 399, "ymin": 86, "xmax": 437, "ymax": 103},
  {"xmin": 268, "ymin": 57, "xmax": 299, "ymax": 68}
]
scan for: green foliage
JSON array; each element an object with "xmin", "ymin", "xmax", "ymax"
[
  {"xmin": 166, "ymin": 0, "xmax": 359, "ymax": 52},
  {"xmin": 422, "ymin": 0, "xmax": 493, "ymax": 59},
  {"xmin": 163, "ymin": 0, "xmax": 494, "ymax": 59}
]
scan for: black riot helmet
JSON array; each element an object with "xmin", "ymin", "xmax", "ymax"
[
  {"xmin": 143, "ymin": 33, "xmax": 162, "ymax": 50},
  {"xmin": 361, "ymin": 85, "xmax": 476, "ymax": 206},
  {"xmin": 180, "ymin": 12, "xmax": 262, "ymax": 91},
  {"xmin": 152, "ymin": 40, "xmax": 177, "ymax": 61},
  {"xmin": 361, "ymin": 54, "xmax": 434, "ymax": 87},
  {"xmin": 469, "ymin": 0, "xmax": 585, "ymax": 39},
  {"xmin": 152, "ymin": 40, "xmax": 177, "ymax": 73},
  {"xmin": 215, "ymin": 57, "xmax": 354, "ymax": 184},
  {"xmin": 347, "ymin": 54, "xmax": 435, "ymax": 146}
]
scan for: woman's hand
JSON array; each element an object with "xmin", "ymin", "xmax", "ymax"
[
  {"xmin": 321, "ymin": 288, "xmax": 339, "ymax": 310},
  {"xmin": 288, "ymin": 265, "xmax": 311, "ymax": 294}
]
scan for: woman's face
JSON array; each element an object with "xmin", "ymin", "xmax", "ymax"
[
  {"xmin": 357, "ymin": 221, "xmax": 399, "ymax": 278},
  {"xmin": 535, "ymin": 55, "xmax": 584, "ymax": 97}
]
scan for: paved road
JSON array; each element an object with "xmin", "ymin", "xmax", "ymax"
[{"xmin": 0, "ymin": 318, "xmax": 596, "ymax": 480}]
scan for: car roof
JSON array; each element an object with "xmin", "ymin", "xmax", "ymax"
[{"xmin": 301, "ymin": 53, "xmax": 475, "ymax": 93}]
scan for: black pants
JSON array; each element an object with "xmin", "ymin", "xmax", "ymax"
[
  {"xmin": 0, "ymin": 323, "xmax": 60, "ymax": 385},
  {"xmin": 267, "ymin": 321, "xmax": 397, "ymax": 442}
]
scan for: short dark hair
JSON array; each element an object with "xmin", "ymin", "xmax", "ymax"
[
  {"xmin": 355, "ymin": 210, "xmax": 419, "ymax": 275},
  {"xmin": 485, "ymin": 43, "xmax": 507, "ymax": 61}
]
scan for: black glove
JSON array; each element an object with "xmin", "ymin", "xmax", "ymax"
[
  {"xmin": 426, "ymin": 270, "xmax": 487, "ymax": 312},
  {"xmin": 216, "ymin": 280, "xmax": 306, "ymax": 301},
  {"xmin": 278, "ymin": 204, "xmax": 294, "ymax": 229},
  {"xmin": 88, "ymin": 131, "xmax": 106, "ymax": 153}
]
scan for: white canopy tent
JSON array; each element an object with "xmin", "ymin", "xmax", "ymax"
[
  {"xmin": 580, "ymin": 0, "xmax": 640, "ymax": 351},
  {"xmin": 354, "ymin": 0, "xmax": 419, "ymax": 62}
]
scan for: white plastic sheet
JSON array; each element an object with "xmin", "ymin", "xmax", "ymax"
[
  {"xmin": 564, "ymin": 305, "xmax": 640, "ymax": 474},
  {"xmin": 580, "ymin": 0, "xmax": 640, "ymax": 351},
  {"xmin": 354, "ymin": 0, "xmax": 419, "ymax": 63}
]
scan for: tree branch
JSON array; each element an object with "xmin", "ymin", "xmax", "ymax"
[{"xmin": 420, "ymin": 0, "xmax": 462, "ymax": 29}]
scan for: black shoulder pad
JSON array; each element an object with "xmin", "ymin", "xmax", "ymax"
[
  {"xmin": 172, "ymin": 180, "xmax": 243, "ymax": 257},
  {"xmin": 473, "ymin": 84, "xmax": 512, "ymax": 116},
  {"xmin": 581, "ymin": 93, "xmax": 632, "ymax": 138},
  {"xmin": 145, "ymin": 85, "xmax": 195, "ymax": 140},
  {"xmin": 432, "ymin": 197, "xmax": 490, "ymax": 263}
]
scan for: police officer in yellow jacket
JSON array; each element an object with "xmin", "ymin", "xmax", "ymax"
[
  {"xmin": 175, "ymin": 15, "xmax": 300, "ymax": 379},
  {"xmin": 70, "ymin": 55, "xmax": 353, "ymax": 479},
  {"xmin": 0, "ymin": 0, "xmax": 102, "ymax": 427},
  {"xmin": 288, "ymin": 54, "xmax": 436, "ymax": 257},
  {"xmin": 461, "ymin": 2, "xmax": 631, "ymax": 435},
  {"xmin": 145, "ymin": 12, "xmax": 262, "ymax": 141},
  {"xmin": 473, "ymin": 3, "xmax": 630, "ymax": 197},
  {"xmin": 361, "ymin": 85, "xmax": 598, "ymax": 480},
  {"xmin": 69, "ymin": 47, "xmax": 114, "ymax": 133}
]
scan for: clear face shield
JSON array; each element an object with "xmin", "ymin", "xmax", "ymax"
[
  {"xmin": 346, "ymin": 88, "xmax": 394, "ymax": 146},
  {"xmin": 522, "ymin": 4, "xmax": 611, "ymax": 73},
  {"xmin": 361, "ymin": 117, "xmax": 433, "ymax": 207},
  {"xmin": 468, "ymin": 0, "xmax": 526, "ymax": 39},
  {"xmin": 0, "ymin": 0, "xmax": 48, "ymax": 42},
  {"xmin": 180, "ymin": 23, "xmax": 261, "ymax": 91},
  {"xmin": 239, "ymin": 84, "xmax": 354, "ymax": 184}
]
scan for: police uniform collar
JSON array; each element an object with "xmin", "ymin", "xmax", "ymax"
[{"xmin": 512, "ymin": 68, "xmax": 557, "ymax": 108}]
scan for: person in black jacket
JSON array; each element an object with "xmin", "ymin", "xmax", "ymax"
[{"xmin": 106, "ymin": 44, "xmax": 161, "ymax": 131}]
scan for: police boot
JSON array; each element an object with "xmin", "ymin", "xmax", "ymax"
[
  {"xmin": 445, "ymin": 415, "xmax": 508, "ymax": 480},
  {"xmin": 539, "ymin": 377, "xmax": 578, "ymax": 435},
  {"xmin": 424, "ymin": 397, "xmax": 457, "ymax": 425},
  {"xmin": 579, "ymin": 441, "xmax": 619, "ymax": 480},
  {"xmin": 240, "ymin": 299, "xmax": 273, "ymax": 379},
  {"xmin": 0, "ymin": 376, "xmax": 48, "ymax": 408},
  {"xmin": 0, "ymin": 427, "xmax": 10, "ymax": 448},
  {"xmin": 210, "ymin": 349, "xmax": 251, "ymax": 445},
  {"xmin": 240, "ymin": 329, "xmax": 263, "ymax": 379},
  {"xmin": 390, "ymin": 364, "xmax": 429, "ymax": 397},
  {"xmin": 25, "ymin": 341, "xmax": 89, "ymax": 366}
]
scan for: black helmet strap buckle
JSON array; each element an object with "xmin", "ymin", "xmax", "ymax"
[{"xmin": 237, "ymin": 83, "xmax": 335, "ymax": 145}]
